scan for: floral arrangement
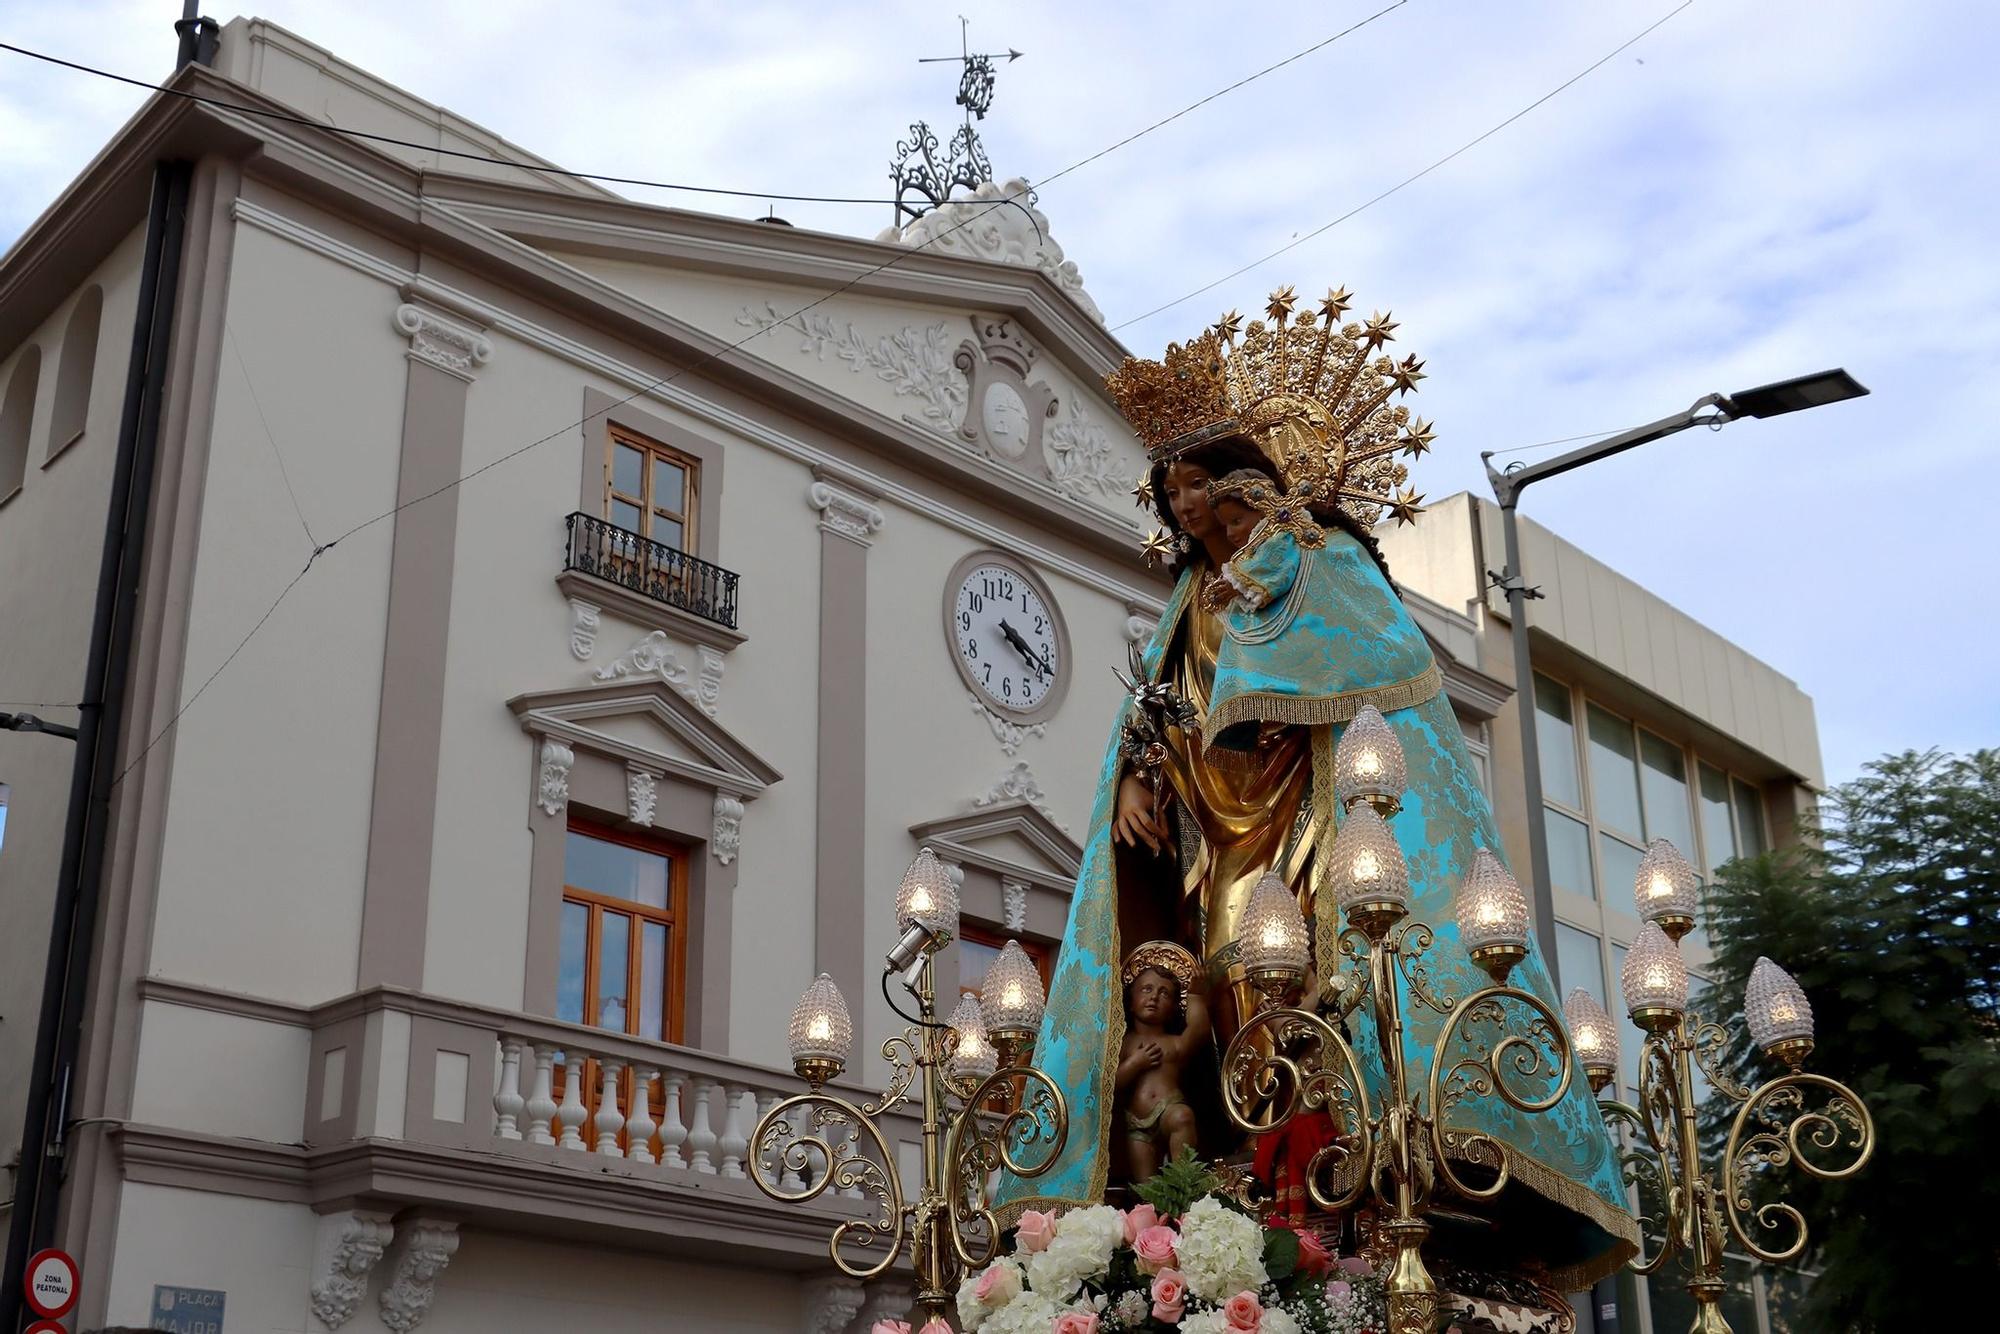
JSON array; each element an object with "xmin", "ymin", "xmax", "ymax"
[{"xmin": 939, "ymin": 1153, "xmax": 1396, "ymax": 1334}]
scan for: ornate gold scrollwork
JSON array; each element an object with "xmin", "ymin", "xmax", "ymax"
[
  {"xmin": 1595, "ymin": 1097, "xmax": 1680, "ymax": 1276},
  {"xmin": 1721, "ymin": 1071, "xmax": 1874, "ymax": 1263},
  {"xmin": 753, "ymin": 1091, "xmax": 908, "ymax": 1280},
  {"xmin": 1424, "ymin": 984, "xmax": 1573, "ymax": 1203},
  {"xmin": 941, "ymin": 1065, "xmax": 1068, "ymax": 1268},
  {"xmin": 1220, "ymin": 1005, "xmax": 1376, "ymax": 1212}
]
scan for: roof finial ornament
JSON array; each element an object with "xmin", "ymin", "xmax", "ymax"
[{"xmin": 892, "ymin": 18, "xmax": 1025, "ymax": 228}]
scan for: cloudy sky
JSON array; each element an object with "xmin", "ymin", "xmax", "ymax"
[{"xmin": 2, "ymin": 0, "xmax": 1994, "ymax": 785}]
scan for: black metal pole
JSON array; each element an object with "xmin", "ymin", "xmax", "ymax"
[{"xmin": 1491, "ymin": 487, "xmax": 1560, "ymax": 968}]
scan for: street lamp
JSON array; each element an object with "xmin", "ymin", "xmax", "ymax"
[{"xmin": 1481, "ymin": 369, "xmax": 1868, "ymax": 964}]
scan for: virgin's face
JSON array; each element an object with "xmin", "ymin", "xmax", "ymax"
[{"xmin": 1162, "ymin": 462, "xmax": 1218, "ymax": 541}]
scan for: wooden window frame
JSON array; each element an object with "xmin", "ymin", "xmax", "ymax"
[
  {"xmin": 605, "ymin": 423, "xmax": 699, "ymax": 553},
  {"xmin": 956, "ymin": 920, "xmax": 1057, "ymax": 1000},
  {"xmin": 562, "ymin": 817, "xmax": 690, "ymax": 1045}
]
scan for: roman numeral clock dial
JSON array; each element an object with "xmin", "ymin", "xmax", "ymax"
[{"xmin": 944, "ymin": 552, "xmax": 1070, "ymax": 724}]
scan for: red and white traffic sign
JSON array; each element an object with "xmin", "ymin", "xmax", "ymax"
[
  {"xmin": 27, "ymin": 1320, "xmax": 70, "ymax": 1334},
  {"xmin": 23, "ymin": 1247, "xmax": 79, "ymax": 1319}
]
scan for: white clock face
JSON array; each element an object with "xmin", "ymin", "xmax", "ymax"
[{"xmin": 954, "ymin": 563, "xmax": 1061, "ymax": 714}]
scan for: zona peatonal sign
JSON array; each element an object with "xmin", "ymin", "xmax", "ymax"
[{"xmin": 23, "ymin": 1248, "xmax": 80, "ymax": 1319}]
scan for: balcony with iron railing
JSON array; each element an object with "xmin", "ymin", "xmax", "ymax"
[{"xmin": 561, "ymin": 511, "xmax": 742, "ymax": 639}]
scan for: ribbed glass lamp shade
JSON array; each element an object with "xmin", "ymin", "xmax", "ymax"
[
  {"xmin": 788, "ymin": 973, "xmax": 853, "ymax": 1077},
  {"xmin": 1335, "ymin": 704, "xmax": 1407, "ymax": 808},
  {"xmin": 1563, "ymin": 988, "xmax": 1620, "ymax": 1089},
  {"xmin": 1621, "ymin": 921, "xmax": 1688, "ymax": 1025},
  {"xmin": 1239, "ymin": 873, "xmax": 1311, "ymax": 977},
  {"xmin": 1746, "ymin": 956, "xmax": 1815, "ymax": 1054},
  {"xmin": 947, "ymin": 993, "xmax": 999, "ymax": 1083},
  {"xmin": 1636, "ymin": 839, "xmax": 1700, "ymax": 937},
  {"xmin": 896, "ymin": 846, "xmax": 960, "ymax": 940},
  {"xmin": 1455, "ymin": 848, "xmax": 1530, "ymax": 953},
  {"xmin": 1332, "ymin": 803, "xmax": 1410, "ymax": 925},
  {"xmin": 980, "ymin": 939, "xmax": 1046, "ymax": 1041}
]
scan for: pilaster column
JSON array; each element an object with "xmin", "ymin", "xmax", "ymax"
[
  {"xmin": 357, "ymin": 295, "xmax": 492, "ymax": 987},
  {"xmin": 806, "ymin": 472, "xmax": 884, "ymax": 1008}
]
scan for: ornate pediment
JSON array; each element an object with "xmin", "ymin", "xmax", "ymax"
[
  {"xmin": 507, "ymin": 678, "xmax": 781, "ymax": 800},
  {"xmin": 908, "ymin": 800, "xmax": 1081, "ymax": 895}
]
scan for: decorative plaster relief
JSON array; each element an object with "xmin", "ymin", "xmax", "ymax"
[
  {"xmin": 568, "ymin": 597, "xmax": 600, "ymax": 660},
  {"xmin": 739, "ymin": 302, "xmax": 966, "ymax": 432},
  {"xmin": 627, "ymin": 768, "xmax": 659, "ymax": 826},
  {"xmin": 955, "ymin": 317, "xmax": 1058, "ymax": 483},
  {"xmin": 801, "ymin": 1276, "xmax": 866, "ymax": 1334},
  {"xmin": 974, "ymin": 761, "xmax": 1059, "ymax": 826},
  {"xmin": 806, "ymin": 480, "xmax": 887, "ymax": 546},
  {"xmin": 1002, "ymin": 878, "xmax": 1030, "ymax": 933},
  {"xmin": 1046, "ymin": 396, "xmax": 1134, "ymax": 501},
  {"xmin": 392, "ymin": 303, "xmax": 492, "ymax": 379},
  {"xmin": 877, "ymin": 178, "xmax": 1106, "ymax": 325},
  {"xmin": 536, "ymin": 740, "xmax": 574, "ymax": 817},
  {"xmin": 1125, "ymin": 613, "xmax": 1154, "ymax": 646},
  {"xmin": 309, "ymin": 1211, "xmax": 395, "ymax": 1330},
  {"xmin": 592, "ymin": 631, "xmax": 722, "ymax": 717},
  {"xmin": 377, "ymin": 1218, "xmax": 460, "ymax": 1333},
  {"xmin": 969, "ymin": 692, "xmax": 1046, "ymax": 757},
  {"xmin": 713, "ymin": 792, "xmax": 745, "ymax": 865}
]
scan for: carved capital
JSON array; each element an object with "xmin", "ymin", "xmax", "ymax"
[
  {"xmin": 1002, "ymin": 877, "xmax": 1030, "ymax": 932},
  {"xmin": 713, "ymin": 792, "xmax": 745, "ymax": 865},
  {"xmin": 393, "ymin": 303, "xmax": 492, "ymax": 380},
  {"xmin": 537, "ymin": 740, "xmax": 574, "ymax": 817},
  {"xmin": 568, "ymin": 597, "xmax": 600, "ymax": 660},
  {"xmin": 377, "ymin": 1218, "xmax": 460, "ymax": 1333},
  {"xmin": 807, "ymin": 480, "xmax": 886, "ymax": 546},
  {"xmin": 627, "ymin": 767, "xmax": 659, "ymax": 826},
  {"xmin": 309, "ymin": 1210, "xmax": 395, "ymax": 1330}
]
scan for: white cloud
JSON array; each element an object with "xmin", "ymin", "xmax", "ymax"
[{"xmin": 1, "ymin": 0, "xmax": 1993, "ymax": 782}]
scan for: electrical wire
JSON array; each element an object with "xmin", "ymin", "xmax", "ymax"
[
  {"xmin": 1483, "ymin": 427, "xmax": 1632, "ymax": 461},
  {"xmin": 225, "ymin": 324, "xmax": 318, "ymax": 551},
  {"xmin": 1110, "ymin": 1, "xmax": 1694, "ymax": 331}
]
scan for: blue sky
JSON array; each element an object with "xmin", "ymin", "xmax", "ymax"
[{"xmin": 2, "ymin": 0, "xmax": 1994, "ymax": 785}]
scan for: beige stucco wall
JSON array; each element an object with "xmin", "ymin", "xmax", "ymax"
[
  {"xmin": 0, "ymin": 224, "xmax": 147, "ymax": 1176},
  {"xmin": 145, "ymin": 222, "xmax": 406, "ymax": 1003}
]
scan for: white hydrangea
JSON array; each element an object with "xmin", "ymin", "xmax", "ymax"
[
  {"xmin": 1175, "ymin": 1198, "xmax": 1269, "ymax": 1302},
  {"xmin": 954, "ymin": 1256, "xmax": 1022, "ymax": 1332},
  {"xmin": 1178, "ymin": 1312, "xmax": 1232, "ymax": 1334},
  {"xmin": 981, "ymin": 1290, "xmax": 1062, "ymax": 1334},
  {"xmin": 1263, "ymin": 1308, "xmax": 1302, "ymax": 1334},
  {"xmin": 1112, "ymin": 1290, "xmax": 1150, "ymax": 1325},
  {"xmin": 1022, "ymin": 1204, "xmax": 1124, "ymax": 1301}
]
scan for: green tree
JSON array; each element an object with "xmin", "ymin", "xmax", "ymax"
[{"xmin": 1700, "ymin": 748, "xmax": 2000, "ymax": 1331}]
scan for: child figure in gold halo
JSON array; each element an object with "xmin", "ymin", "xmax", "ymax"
[{"xmin": 1116, "ymin": 941, "xmax": 1210, "ymax": 1183}]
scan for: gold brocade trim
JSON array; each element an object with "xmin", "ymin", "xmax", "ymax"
[
  {"xmin": 1200, "ymin": 662, "xmax": 1443, "ymax": 751},
  {"xmin": 1311, "ymin": 725, "xmax": 1339, "ymax": 982}
]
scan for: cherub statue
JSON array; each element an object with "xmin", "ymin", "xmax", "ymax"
[{"xmin": 1117, "ymin": 940, "xmax": 1210, "ymax": 1184}]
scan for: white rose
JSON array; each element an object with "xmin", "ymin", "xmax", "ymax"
[
  {"xmin": 1178, "ymin": 1312, "xmax": 1231, "ymax": 1334},
  {"xmin": 1174, "ymin": 1198, "xmax": 1268, "ymax": 1302},
  {"xmin": 1262, "ymin": 1309, "xmax": 1302, "ymax": 1334}
]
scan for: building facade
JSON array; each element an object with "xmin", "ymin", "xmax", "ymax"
[{"xmin": 0, "ymin": 20, "xmax": 1822, "ymax": 1334}]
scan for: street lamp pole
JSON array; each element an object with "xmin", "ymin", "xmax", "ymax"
[{"xmin": 1482, "ymin": 370, "xmax": 1868, "ymax": 967}]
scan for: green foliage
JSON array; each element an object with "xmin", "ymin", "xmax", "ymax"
[
  {"xmin": 1701, "ymin": 749, "xmax": 2000, "ymax": 1332},
  {"xmin": 1261, "ymin": 1224, "xmax": 1301, "ymax": 1282},
  {"xmin": 1131, "ymin": 1146, "xmax": 1228, "ymax": 1219}
]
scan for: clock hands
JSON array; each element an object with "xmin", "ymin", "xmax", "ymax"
[{"xmin": 999, "ymin": 618, "xmax": 1052, "ymax": 680}]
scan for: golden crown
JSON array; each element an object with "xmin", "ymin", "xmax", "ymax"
[
  {"xmin": 1121, "ymin": 939, "xmax": 1199, "ymax": 993},
  {"xmin": 1111, "ymin": 284, "xmax": 1436, "ymax": 533}
]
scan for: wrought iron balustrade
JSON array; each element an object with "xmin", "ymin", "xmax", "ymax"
[{"xmin": 564, "ymin": 511, "xmax": 740, "ymax": 631}]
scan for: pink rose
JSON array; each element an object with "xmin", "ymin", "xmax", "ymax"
[
  {"xmin": 1133, "ymin": 1223, "xmax": 1179, "ymax": 1275},
  {"xmin": 1124, "ymin": 1201, "xmax": 1161, "ymax": 1242},
  {"xmin": 1338, "ymin": 1255, "xmax": 1374, "ymax": 1276},
  {"xmin": 971, "ymin": 1262, "xmax": 1020, "ymax": 1308},
  {"xmin": 1052, "ymin": 1314, "xmax": 1100, "ymax": 1334},
  {"xmin": 1295, "ymin": 1229, "xmax": 1333, "ymax": 1276},
  {"xmin": 1151, "ymin": 1269, "xmax": 1188, "ymax": 1324},
  {"xmin": 1325, "ymin": 1279, "xmax": 1352, "ymax": 1303},
  {"xmin": 868, "ymin": 1323, "xmax": 910, "ymax": 1334},
  {"xmin": 1015, "ymin": 1209, "xmax": 1056, "ymax": 1254},
  {"xmin": 1223, "ymin": 1290, "xmax": 1263, "ymax": 1331}
]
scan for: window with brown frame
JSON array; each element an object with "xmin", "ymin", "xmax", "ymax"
[
  {"xmin": 605, "ymin": 424, "xmax": 698, "ymax": 553},
  {"xmin": 556, "ymin": 820, "xmax": 689, "ymax": 1042},
  {"xmin": 957, "ymin": 920, "xmax": 1056, "ymax": 1002}
]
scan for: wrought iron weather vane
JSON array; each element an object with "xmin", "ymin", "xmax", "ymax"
[{"xmin": 890, "ymin": 18, "xmax": 1023, "ymax": 227}]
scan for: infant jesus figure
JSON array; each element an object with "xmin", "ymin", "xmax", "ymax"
[{"xmin": 1117, "ymin": 941, "xmax": 1212, "ymax": 1184}]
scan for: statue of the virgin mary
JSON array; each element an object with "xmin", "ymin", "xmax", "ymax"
[{"xmin": 995, "ymin": 287, "xmax": 1639, "ymax": 1292}]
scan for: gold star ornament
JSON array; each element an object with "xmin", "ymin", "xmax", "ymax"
[
  {"xmin": 1141, "ymin": 528, "xmax": 1178, "ymax": 565},
  {"xmin": 1131, "ymin": 475, "xmax": 1156, "ymax": 509},
  {"xmin": 1390, "ymin": 355, "xmax": 1427, "ymax": 394},
  {"xmin": 1319, "ymin": 286, "xmax": 1354, "ymax": 322},
  {"xmin": 1386, "ymin": 487, "xmax": 1427, "ymax": 526},
  {"xmin": 1265, "ymin": 285, "xmax": 1299, "ymax": 321},
  {"xmin": 1362, "ymin": 311, "xmax": 1400, "ymax": 350}
]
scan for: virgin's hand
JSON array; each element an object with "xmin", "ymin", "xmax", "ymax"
[{"xmin": 1113, "ymin": 775, "xmax": 1169, "ymax": 853}]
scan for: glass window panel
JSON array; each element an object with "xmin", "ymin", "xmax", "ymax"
[
  {"xmin": 1698, "ymin": 763, "xmax": 1736, "ymax": 877},
  {"xmin": 654, "ymin": 517, "xmax": 685, "ymax": 551},
  {"xmin": 1610, "ymin": 943, "xmax": 1639, "ymax": 1095},
  {"xmin": 1587, "ymin": 705, "xmax": 1643, "ymax": 836},
  {"xmin": 1685, "ymin": 974, "xmax": 1714, "ymax": 1106},
  {"xmin": 1733, "ymin": 778, "xmax": 1768, "ymax": 856},
  {"xmin": 556, "ymin": 900, "xmax": 588, "ymax": 1024},
  {"xmin": 653, "ymin": 456, "xmax": 686, "ymax": 512},
  {"xmin": 1599, "ymin": 834, "xmax": 1644, "ymax": 920},
  {"xmin": 958, "ymin": 937, "xmax": 1001, "ymax": 1000},
  {"xmin": 565, "ymin": 831, "xmax": 669, "ymax": 909},
  {"xmin": 610, "ymin": 498, "xmax": 642, "ymax": 532},
  {"xmin": 640, "ymin": 922, "xmax": 668, "ymax": 1040},
  {"xmin": 1546, "ymin": 808, "xmax": 1594, "ymax": 899},
  {"xmin": 1555, "ymin": 922, "xmax": 1605, "ymax": 1003},
  {"xmin": 612, "ymin": 442, "xmax": 643, "ymax": 496},
  {"xmin": 1639, "ymin": 731, "xmax": 1695, "ymax": 857},
  {"xmin": 1534, "ymin": 675, "xmax": 1582, "ymax": 809},
  {"xmin": 598, "ymin": 911, "xmax": 631, "ymax": 1031}
]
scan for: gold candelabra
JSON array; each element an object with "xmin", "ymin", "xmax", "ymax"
[
  {"xmin": 1221, "ymin": 706, "xmax": 1575, "ymax": 1334},
  {"xmin": 1567, "ymin": 840, "xmax": 1875, "ymax": 1334},
  {"xmin": 749, "ymin": 849, "xmax": 1068, "ymax": 1326}
]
